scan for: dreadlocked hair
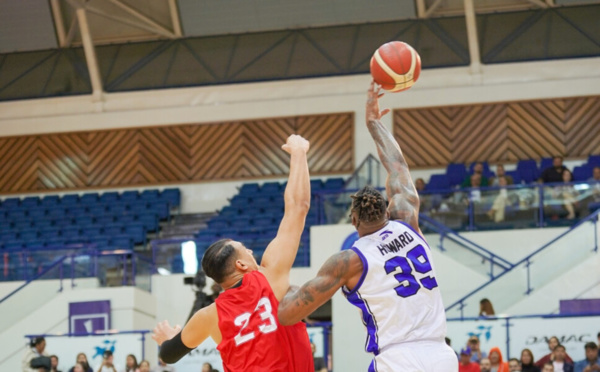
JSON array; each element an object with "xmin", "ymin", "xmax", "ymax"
[{"xmin": 350, "ymin": 186, "xmax": 387, "ymax": 224}]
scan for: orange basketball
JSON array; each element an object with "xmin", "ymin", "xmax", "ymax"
[{"xmin": 370, "ymin": 41, "xmax": 421, "ymax": 92}]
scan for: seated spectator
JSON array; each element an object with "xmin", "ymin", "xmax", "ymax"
[
  {"xmin": 521, "ymin": 349, "xmax": 540, "ymax": 372},
  {"xmin": 415, "ymin": 178, "xmax": 426, "ymax": 192},
  {"xmin": 552, "ymin": 344, "xmax": 574, "ymax": 372},
  {"xmin": 542, "ymin": 363, "xmax": 555, "ymax": 372},
  {"xmin": 559, "ymin": 170, "xmax": 578, "ymax": 219},
  {"xmin": 72, "ymin": 363, "xmax": 87, "ymax": 372},
  {"xmin": 124, "ymin": 354, "xmax": 140, "ymax": 372},
  {"xmin": 489, "ymin": 347, "xmax": 509, "ymax": 372},
  {"xmin": 480, "ymin": 358, "xmax": 492, "ymax": 372},
  {"xmin": 459, "ymin": 348, "xmax": 481, "ymax": 372},
  {"xmin": 509, "ymin": 358, "xmax": 522, "ymax": 372},
  {"xmin": 95, "ymin": 350, "xmax": 121, "ymax": 372},
  {"xmin": 589, "ymin": 167, "xmax": 600, "ymax": 204},
  {"xmin": 590, "ymin": 167, "xmax": 600, "ymax": 183},
  {"xmin": 573, "ymin": 342, "xmax": 600, "ymax": 372},
  {"xmin": 22, "ymin": 336, "xmax": 50, "ymax": 372},
  {"xmin": 536, "ymin": 337, "xmax": 574, "ymax": 368},
  {"xmin": 490, "ymin": 164, "xmax": 514, "ymax": 186},
  {"xmin": 462, "ymin": 162, "xmax": 490, "ymax": 188},
  {"xmin": 540, "ymin": 156, "xmax": 569, "ymax": 184},
  {"xmin": 151, "ymin": 358, "xmax": 175, "ymax": 372},
  {"xmin": 468, "ymin": 335, "xmax": 488, "ymax": 364},
  {"xmin": 487, "ymin": 177, "xmax": 509, "ymax": 222},
  {"xmin": 138, "ymin": 360, "xmax": 151, "ymax": 372},
  {"xmin": 479, "ymin": 298, "xmax": 496, "ymax": 316},
  {"xmin": 68, "ymin": 354, "xmax": 92, "ymax": 372},
  {"xmin": 50, "ymin": 355, "xmax": 62, "ymax": 372}
]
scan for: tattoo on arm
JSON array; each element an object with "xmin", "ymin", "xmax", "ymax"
[{"xmin": 366, "ymin": 119, "xmax": 419, "ymax": 221}]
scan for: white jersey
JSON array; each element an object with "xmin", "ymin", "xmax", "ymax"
[{"xmin": 342, "ymin": 220, "xmax": 447, "ymax": 356}]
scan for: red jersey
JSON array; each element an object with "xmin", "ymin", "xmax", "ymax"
[{"xmin": 215, "ymin": 271, "xmax": 314, "ymax": 372}]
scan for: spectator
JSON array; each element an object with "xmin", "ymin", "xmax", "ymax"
[
  {"xmin": 311, "ymin": 343, "xmax": 327, "ymax": 372},
  {"xmin": 590, "ymin": 167, "xmax": 600, "ymax": 183},
  {"xmin": 68, "ymin": 354, "xmax": 92, "ymax": 372},
  {"xmin": 22, "ymin": 336, "xmax": 50, "ymax": 372},
  {"xmin": 552, "ymin": 344, "xmax": 574, "ymax": 372},
  {"xmin": 468, "ymin": 335, "xmax": 488, "ymax": 364},
  {"xmin": 480, "ymin": 358, "xmax": 492, "ymax": 372},
  {"xmin": 589, "ymin": 168, "xmax": 600, "ymax": 204},
  {"xmin": 462, "ymin": 162, "xmax": 490, "ymax": 188},
  {"xmin": 490, "ymin": 164, "xmax": 514, "ymax": 186},
  {"xmin": 573, "ymin": 342, "xmax": 600, "ymax": 372},
  {"xmin": 509, "ymin": 358, "xmax": 523, "ymax": 372},
  {"xmin": 479, "ymin": 358, "xmax": 492, "ymax": 372},
  {"xmin": 487, "ymin": 177, "xmax": 509, "ymax": 222},
  {"xmin": 559, "ymin": 170, "xmax": 577, "ymax": 219},
  {"xmin": 489, "ymin": 347, "xmax": 509, "ymax": 372},
  {"xmin": 479, "ymin": 298, "xmax": 496, "ymax": 316},
  {"xmin": 542, "ymin": 363, "xmax": 555, "ymax": 372},
  {"xmin": 72, "ymin": 363, "xmax": 87, "ymax": 372},
  {"xmin": 201, "ymin": 364, "xmax": 213, "ymax": 372},
  {"xmin": 415, "ymin": 178, "xmax": 426, "ymax": 192},
  {"xmin": 521, "ymin": 349, "xmax": 540, "ymax": 372},
  {"xmin": 138, "ymin": 361, "xmax": 150, "ymax": 372},
  {"xmin": 95, "ymin": 350, "xmax": 120, "ymax": 372},
  {"xmin": 459, "ymin": 347, "xmax": 481, "ymax": 372},
  {"xmin": 150, "ymin": 358, "xmax": 174, "ymax": 372},
  {"xmin": 536, "ymin": 337, "xmax": 574, "ymax": 367},
  {"xmin": 124, "ymin": 354, "xmax": 139, "ymax": 372},
  {"xmin": 541, "ymin": 156, "xmax": 569, "ymax": 184},
  {"xmin": 50, "ymin": 355, "xmax": 62, "ymax": 372}
]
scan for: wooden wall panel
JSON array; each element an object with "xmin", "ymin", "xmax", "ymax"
[
  {"xmin": 394, "ymin": 96, "xmax": 600, "ymax": 168},
  {"xmin": 0, "ymin": 113, "xmax": 353, "ymax": 193}
]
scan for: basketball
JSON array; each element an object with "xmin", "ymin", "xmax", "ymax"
[{"xmin": 370, "ymin": 41, "xmax": 421, "ymax": 92}]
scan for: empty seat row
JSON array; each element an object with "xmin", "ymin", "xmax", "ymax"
[{"xmin": 238, "ymin": 178, "xmax": 346, "ymax": 196}]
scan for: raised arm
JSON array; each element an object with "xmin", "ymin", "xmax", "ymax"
[
  {"xmin": 277, "ymin": 249, "xmax": 363, "ymax": 325},
  {"xmin": 366, "ymin": 81, "xmax": 420, "ymax": 231},
  {"xmin": 260, "ymin": 135, "xmax": 311, "ymax": 300}
]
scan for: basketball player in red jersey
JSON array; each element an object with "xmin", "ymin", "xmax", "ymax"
[{"xmin": 152, "ymin": 134, "xmax": 314, "ymax": 372}]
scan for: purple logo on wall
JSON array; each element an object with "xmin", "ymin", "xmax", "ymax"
[{"xmin": 69, "ymin": 301, "xmax": 111, "ymax": 334}]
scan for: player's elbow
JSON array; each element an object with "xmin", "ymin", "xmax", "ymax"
[{"xmin": 284, "ymin": 198, "xmax": 311, "ymax": 215}]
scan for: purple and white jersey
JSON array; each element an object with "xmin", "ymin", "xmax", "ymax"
[{"xmin": 342, "ymin": 220, "xmax": 447, "ymax": 355}]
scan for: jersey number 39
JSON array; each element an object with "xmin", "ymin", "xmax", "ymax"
[
  {"xmin": 384, "ymin": 244, "xmax": 438, "ymax": 298},
  {"xmin": 233, "ymin": 297, "xmax": 278, "ymax": 346}
]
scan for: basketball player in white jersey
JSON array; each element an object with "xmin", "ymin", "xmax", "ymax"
[{"xmin": 278, "ymin": 81, "xmax": 458, "ymax": 372}]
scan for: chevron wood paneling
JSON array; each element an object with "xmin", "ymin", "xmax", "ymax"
[
  {"xmin": 394, "ymin": 96, "xmax": 600, "ymax": 168},
  {"xmin": 0, "ymin": 113, "xmax": 353, "ymax": 193}
]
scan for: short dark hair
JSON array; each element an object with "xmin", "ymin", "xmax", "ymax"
[
  {"xmin": 30, "ymin": 337, "xmax": 45, "ymax": 347},
  {"xmin": 202, "ymin": 239, "xmax": 238, "ymax": 283},
  {"xmin": 554, "ymin": 344, "xmax": 566, "ymax": 352},
  {"xmin": 585, "ymin": 342, "xmax": 598, "ymax": 350},
  {"xmin": 350, "ymin": 186, "xmax": 386, "ymax": 224},
  {"xmin": 50, "ymin": 355, "xmax": 58, "ymax": 360},
  {"xmin": 553, "ymin": 156, "xmax": 563, "ymax": 160},
  {"xmin": 509, "ymin": 358, "xmax": 520, "ymax": 364}
]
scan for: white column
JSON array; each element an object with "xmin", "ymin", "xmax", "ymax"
[
  {"xmin": 76, "ymin": 8, "xmax": 103, "ymax": 101},
  {"xmin": 464, "ymin": 0, "xmax": 482, "ymax": 76}
]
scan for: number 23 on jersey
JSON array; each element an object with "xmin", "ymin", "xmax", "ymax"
[{"xmin": 234, "ymin": 297, "xmax": 278, "ymax": 346}]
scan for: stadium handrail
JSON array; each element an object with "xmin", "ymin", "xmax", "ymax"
[{"xmin": 445, "ymin": 208, "xmax": 600, "ymax": 317}]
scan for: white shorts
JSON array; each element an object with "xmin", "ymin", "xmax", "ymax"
[{"xmin": 369, "ymin": 340, "xmax": 458, "ymax": 372}]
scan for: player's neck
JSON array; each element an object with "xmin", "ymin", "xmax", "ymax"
[
  {"xmin": 357, "ymin": 219, "xmax": 389, "ymax": 237},
  {"xmin": 220, "ymin": 272, "xmax": 245, "ymax": 290}
]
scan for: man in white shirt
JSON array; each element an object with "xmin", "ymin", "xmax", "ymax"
[
  {"xmin": 94, "ymin": 351, "xmax": 121, "ymax": 372},
  {"xmin": 553, "ymin": 345, "xmax": 574, "ymax": 372}
]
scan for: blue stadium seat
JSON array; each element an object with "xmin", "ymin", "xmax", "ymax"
[
  {"xmin": 39, "ymin": 227, "xmax": 60, "ymax": 240},
  {"xmin": 104, "ymin": 224, "xmax": 124, "ymax": 236},
  {"xmin": 310, "ymin": 179, "xmax": 324, "ymax": 191},
  {"xmin": 89, "ymin": 237, "xmax": 110, "ymax": 250},
  {"xmin": 124, "ymin": 223, "xmax": 146, "ymax": 245},
  {"xmin": 262, "ymin": 205, "xmax": 284, "ymax": 216},
  {"xmin": 149, "ymin": 201, "xmax": 170, "ymax": 220},
  {"xmin": 99, "ymin": 192, "xmax": 120, "ymax": 204},
  {"xmin": 231, "ymin": 216, "xmax": 252, "ymax": 229},
  {"xmin": 588, "ymin": 155, "xmax": 600, "ymax": 167},
  {"xmin": 161, "ymin": 188, "xmax": 181, "ymax": 207},
  {"xmin": 196, "ymin": 229, "xmax": 218, "ymax": 241},
  {"xmin": 20, "ymin": 229, "xmax": 39, "ymax": 241},
  {"xmin": 427, "ymin": 174, "xmax": 451, "ymax": 191},
  {"xmin": 140, "ymin": 189, "xmax": 160, "ymax": 201},
  {"xmin": 112, "ymin": 235, "xmax": 133, "ymax": 249},
  {"xmin": 41, "ymin": 195, "xmax": 60, "ymax": 207},
  {"xmin": 13, "ymin": 220, "xmax": 33, "ymax": 229},
  {"xmin": 505, "ymin": 170, "xmax": 522, "ymax": 185},
  {"xmin": 469, "ymin": 162, "xmax": 491, "ymax": 175},
  {"xmin": 323, "ymin": 178, "xmax": 346, "ymax": 190},
  {"xmin": 75, "ymin": 215, "xmax": 95, "ymax": 226},
  {"xmin": 207, "ymin": 219, "xmax": 230, "ymax": 230},
  {"xmin": 251, "ymin": 195, "xmax": 272, "ymax": 206},
  {"xmin": 229, "ymin": 195, "xmax": 252, "ymax": 207},
  {"xmin": 96, "ymin": 216, "xmax": 115, "ymax": 225},
  {"xmin": 446, "ymin": 163, "xmax": 467, "ymax": 187},
  {"xmin": 61, "ymin": 226, "xmax": 81, "ymax": 238},
  {"xmin": 138, "ymin": 215, "xmax": 159, "ymax": 232},
  {"xmin": 260, "ymin": 182, "xmax": 281, "ymax": 194},
  {"xmin": 239, "ymin": 183, "xmax": 260, "ymax": 195},
  {"xmin": 4, "ymin": 240, "xmax": 24, "ymax": 250},
  {"xmin": 0, "ymin": 232, "xmax": 17, "ymax": 241},
  {"xmin": 21, "ymin": 197, "xmax": 40, "ymax": 208},
  {"xmin": 253, "ymin": 215, "xmax": 275, "ymax": 227},
  {"xmin": 52, "ymin": 216, "xmax": 74, "ymax": 227},
  {"xmin": 8, "ymin": 210, "xmax": 27, "ymax": 220},
  {"xmin": 120, "ymin": 190, "xmax": 139, "ymax": 202},
  {"xmin": 61, "ymin": 194, "xmax": 80, "ymax": 206},
  {"xmin": 516, "ymin": 160, "xmax": 539, "ymax": 183},
  {"xmin": 33, "ymin": 220, "xmax": 53, "ymax": 229},
  {"xmin": 28, "ymin": 209, "xmax": 47, "ymax": 219},
  {"xmin": 115, "ymin": 214, "xmax": 137, "ymax": 224},
  {"xmin": 2, "ymin": 198, "xmax": 21, "ymax": 209},
  {"xmin": 219, "ymin": 206, "xmax": 240, "ymax": 218},
  {"xmin": 170, "ymin": 256, "xmax": 184, "ymax": 274},
  {"xmin": 80, "ymin": 193, "xmax": 100, "ymax": 205},
  {"xmin": 47, "ymin": 207, "xmax": 66, "ymax": 218},
  {"xmin": 540, "ymin": 157, "xmax": 553, "ymax": 172},
  {"xmin": 573, "ymin": 165, "xmax": 592, "ymax": 181},
  {"xmin": 89, "ymin": 205, "xmax": 108, "ymax": 216},
  {"xmin": 81, "ymin": 225, "xmax": 103, "ymax": 238}
]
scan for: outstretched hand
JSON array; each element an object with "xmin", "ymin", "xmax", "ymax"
[
  {"xmin": 282, "ymin": 134, "xmax": 310, "ymax": 154},
  {"xmin": 152, "ymin": 320, "xmax": 181, "ymax": 346},
  {"xmin": 366, "ymin": 81, "xmax": 390, "ymax": 122}
]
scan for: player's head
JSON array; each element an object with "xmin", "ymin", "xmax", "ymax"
[
  {"xmin": 349, "ymin": 186, "xmax": 388, "ymax": 231},
  {"xmin": 202, "ymin": 239, "xmax": 259, "ymax": 284}
]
